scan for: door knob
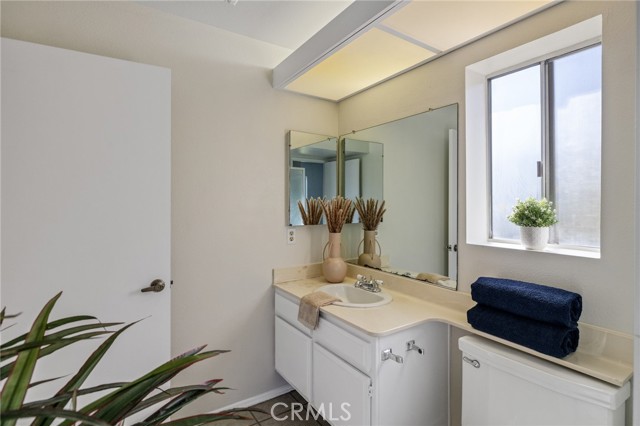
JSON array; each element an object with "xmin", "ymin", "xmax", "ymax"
[{"xmin": 141, "ymin": 279, "xmax": 165, "ymax": 293}]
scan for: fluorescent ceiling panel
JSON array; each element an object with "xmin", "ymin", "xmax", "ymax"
[
  {"xmin": 381, "ymin": 1, "xmax": 555, "ymax": 51},
  {"xmin": 285, "ymin": 27, "xmax": 435, "ymax": 101}
]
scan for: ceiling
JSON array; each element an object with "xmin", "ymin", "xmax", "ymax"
[
  {"xmin": 141, "ymin": 0, "xmax": 558, "ymax": 102},
  {"xmin": 139, "ymin": 0, "xmax": 353, "ymax": 50}
]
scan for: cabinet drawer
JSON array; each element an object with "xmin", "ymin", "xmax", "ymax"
[
  {"xmin": 275, "ymin": 293, "xmax": 309, "ymax": 335},
  {"xmin": 314, "ymin": 317, "xmax": 372, "ymax": 373}
]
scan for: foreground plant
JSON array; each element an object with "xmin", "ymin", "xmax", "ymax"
[{"xmin": 0, "ymin": 293, "xmax": 252, "ymax": 426}]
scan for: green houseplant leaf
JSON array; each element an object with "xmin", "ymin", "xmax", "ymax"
[
  {"xmin": 1, "ymin": 293, "xmax": 243, "ymax": 426},
  {"xmin": 1, "ymin": 292, "xmax": 63, "ymax": 426},
  {"xmin": 70, "ymin": 348, "xmax": 229, "ymax": 425},
  {"xmin": 507, "ymin": 197, "xmax": 558, "ymax": 228}
]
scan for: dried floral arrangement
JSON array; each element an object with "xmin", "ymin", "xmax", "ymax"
[
  {"xmin": 322, "ymin": 196, "xmax": 352, "ymax": 233},
  {"xmin": 345, "ymin": 202, "xmax": 356, "ymax": 224},
  {"xmin": 297, "ymin": 197, "xmax": 324, "ymax": 225},
  {"xmin": 354, "ymin": 197, "xmax": 386, "ymax": 231}
]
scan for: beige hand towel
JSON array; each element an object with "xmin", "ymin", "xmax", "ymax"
[
  {"xmin": 416, "ymin": 272, "xmax": 450, "ymax": 284},
  {"xmin": 298, "ymin": 291, "xmax": 340, "ymax": 330}
]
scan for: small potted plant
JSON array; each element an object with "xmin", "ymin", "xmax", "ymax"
[{"xmin": 507, "ymin": 197, "xmax": 558, "ymax": 250}]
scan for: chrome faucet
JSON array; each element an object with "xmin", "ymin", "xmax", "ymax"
[{"xmin": 354, "ymin": 274, "xmax": 383, "ymax": 293}]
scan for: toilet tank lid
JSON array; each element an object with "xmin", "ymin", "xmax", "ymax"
[{"xmin": 458, "ymin": 335, "xmax": 630, "ymax": 410}]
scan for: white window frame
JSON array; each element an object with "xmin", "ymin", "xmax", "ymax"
[{"xmin": 465, "ymin": 15, "xmax": 602, "ymax": 259}]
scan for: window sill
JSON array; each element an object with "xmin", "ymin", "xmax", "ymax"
[{"xmin": 469, "ymin": 239, "xmax": 600, "ymax": 259}]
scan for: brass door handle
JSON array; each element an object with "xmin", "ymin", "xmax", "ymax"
[{"xmin": 141, "ymin": 279, "xmax": 165, "ymax": 293}]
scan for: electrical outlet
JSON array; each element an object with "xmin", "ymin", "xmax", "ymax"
[{"xmin": 287, "ymin": 228, "xmax": 296, "ymax": 245}]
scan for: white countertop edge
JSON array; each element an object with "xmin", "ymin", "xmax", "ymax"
[{"xmin": 272, "ymin": 265, "xmax": 633, "ymax": 387}]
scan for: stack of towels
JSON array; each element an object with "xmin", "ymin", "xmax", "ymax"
[{"xmin": 467, "ymin": 277, "xmax": 582, "ymax": 358}]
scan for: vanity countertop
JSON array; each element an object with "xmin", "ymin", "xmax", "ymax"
[{"xmin": 273, "ymin": 263, "xmax": 633, "ymax": 387}]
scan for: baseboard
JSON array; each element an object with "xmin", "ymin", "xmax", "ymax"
[{"xmin": 213, "ymin": 384, "xmax": 294, "ymax": 412}]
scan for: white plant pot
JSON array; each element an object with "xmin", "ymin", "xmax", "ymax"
[{"xmin": 520, "ymin": 226, "xmax": 549, "ymax": 250}]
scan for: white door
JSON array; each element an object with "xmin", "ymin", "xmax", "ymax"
[{"xmin": 1, "ymin": 38, "xmax": 171, "ymax": 404}]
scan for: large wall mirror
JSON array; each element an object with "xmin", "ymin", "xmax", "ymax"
[
  {"xmin": 286, "ymin": 103, "xmax": 458, "ymax": 289},
  {"xmin": 342, "ymin": 104, "xmax": 458, "ymax": 290},
  {"xmin": 341, "ymin": 138, "xmax": 384, "ymax": 222}
]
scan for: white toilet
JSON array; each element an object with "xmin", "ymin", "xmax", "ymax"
[{"xmin": 459, "ymin": 336, "xmax": 630, "ymax": 426}]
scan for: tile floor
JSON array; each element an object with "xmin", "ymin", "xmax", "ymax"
[{"xmin": 214, "ymin": 390, "xmax": 330, "ymax": 426}]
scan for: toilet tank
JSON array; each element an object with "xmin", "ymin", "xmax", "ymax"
[{"xmin": 459, "ymin": 336, "xmax": 630, "ymax": 426}]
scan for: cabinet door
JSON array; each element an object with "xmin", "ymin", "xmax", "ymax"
[
  {"xmin": 275, "ymin": 317, "xmax": 312, "ymax": 400},
  {"xmin": 376, "ymin": 323, "xmax": 449, "ymax": 426},
  {"xmin": 313, "ymin": 344, "xmax": 371, "ymax": 426}
]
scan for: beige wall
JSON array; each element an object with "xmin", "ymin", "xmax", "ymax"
[
  {"xmin": 1, "ymin": 1, "xmax": 338, "ymax": 414},
  {"xmin": 339, "ymin": 1, "xmax": 637, "ymax": 334},
  {"xmin": 2, "ymin": 0, "xmax": 637, "ymax": 418}
]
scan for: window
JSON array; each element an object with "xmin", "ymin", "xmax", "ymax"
[
  {"xmin": 465, "ymin": 15, "xmax": 602, "ymax": 257},
  {"xmin": 489, "ymin": 44, "xmax": 602, "ymax": 248}
]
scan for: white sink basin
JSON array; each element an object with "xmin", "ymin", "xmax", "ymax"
[{"xmin": 316, "ymin": 284, "xmax": 392, "ymax": 308}]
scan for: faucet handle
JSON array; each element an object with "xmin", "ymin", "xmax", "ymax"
[{"xmin": 356, "ymin": 274, "xmax": 366, "ymax": 281}]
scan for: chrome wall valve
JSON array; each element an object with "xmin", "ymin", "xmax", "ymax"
[{"xmin": 407, "ymin": 340, "xmax": 424, "ymax": 355}]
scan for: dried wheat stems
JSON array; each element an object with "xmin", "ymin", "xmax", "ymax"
[
  {"xmin": 345, "ymin": 202, "xmax": 356, "ymax": 224},
  {"xmin": 298, "ymin": 197, "xmax": 324, "ymax": 225},
  {"xmin": 355, "ymin": 197, "xmax": 386, "ymax": 231},
  {"xmin": 322, "ymin": 196, "xmax": 352, "ymax": 233}
]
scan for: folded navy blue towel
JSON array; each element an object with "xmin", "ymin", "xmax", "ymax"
[
  {"xmin": 471, "ymin": 277, "xmax": 582, "ymax": 328},
  {"xmin": 467, "ymin": 304, "xmax": 579, "ymax": 358}
]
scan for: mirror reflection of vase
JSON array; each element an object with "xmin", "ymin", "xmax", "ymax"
[
  {"xmin": 323, "ymin": 232, "xmax": 347, "ymax": 283},
  {"xmin": 288, "ymin": 104, "xmax": 459, "ymax": 290},
  {"xmin": 358, "ymin": 230, "xmax": 381, "ymax": 268}
]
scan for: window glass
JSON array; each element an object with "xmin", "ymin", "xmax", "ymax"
[
  {"xmin": 549, "ymin": 45, "xmax": 602, "ymax": 247},
  {"xmin": 488, "ymin": 44, "xmax": 601, "ymax": 248},
  {"xmin": 490, "ymin": 65, "xmax": 542, "ymax": 239}
]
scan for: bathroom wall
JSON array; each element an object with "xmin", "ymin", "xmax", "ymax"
[
  {"xmin": 1, "ymin": 1, "xmax": 337, "ymax": 415},
  {"xmin": 3, "ymin": 0, "xmax": 636, "ymax": 418},
  {"xmin": 339, "ymin": 1, "xmax": 638, "ymax": 335}
]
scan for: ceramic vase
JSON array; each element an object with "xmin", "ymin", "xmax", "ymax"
[
  {"xmin": 323, "ymin": 232, "xmax": 347, "ymax": 283},
  {"xmin": 358, "ymin": 230, "xmax": 381, "ymax": 268},
  {"xmin": 520, "ymin": 226, "xmax": 549, "ymax": 250}
]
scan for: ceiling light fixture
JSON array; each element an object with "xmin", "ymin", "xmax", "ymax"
[
  {"xmin": 272, "ymin": 1, "xmax": 402, "ymax": 96},
  {"xmin": 273, "ymin": 0, "xmax": 560, "ymax": 102}
]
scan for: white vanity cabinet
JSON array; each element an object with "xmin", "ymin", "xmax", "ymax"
[
  {"xmin": 275, "ymin": 294, "xmax": 313, "ymax": 400},
  {"xmin": 274, "ymin": 290, "xmax": 449, "ymax": 426}
]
